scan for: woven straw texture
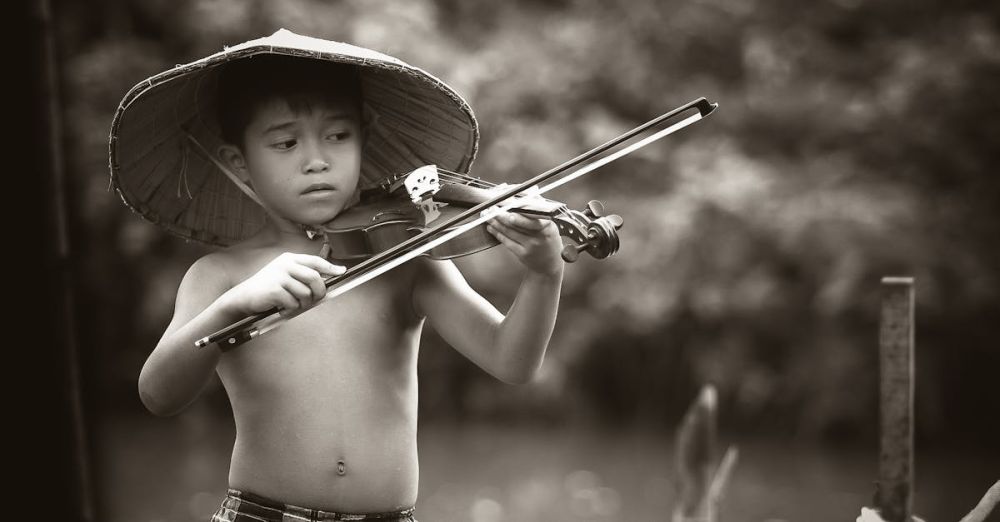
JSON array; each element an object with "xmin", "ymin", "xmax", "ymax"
[{"xmin": 109, "ymin": 29, "xmax": 479, "ymax": 246}]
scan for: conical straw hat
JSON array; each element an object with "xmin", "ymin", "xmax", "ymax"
[{"xmin": 109, "ymin": 28, "xmax": 479, "ymax": 247}]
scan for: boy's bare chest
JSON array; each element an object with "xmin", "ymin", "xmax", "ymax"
[
  {"xmin": 219, "ymin": 260, "xmax": 423, "ymax": 390},
  {"xmin": 231, "ymin": 248, "xmax": 420, "ymax": 332}
]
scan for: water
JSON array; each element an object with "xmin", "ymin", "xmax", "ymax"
[{"xmin": 94, "ymin": 409, "xmax": 997, "ymax": 522}]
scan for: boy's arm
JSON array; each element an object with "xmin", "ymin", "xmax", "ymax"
[
  {"xmin": 139, "ymin": 252, "xmax": 343, "ymax": 416},
  {"xmin": 414, "ymin": 213, "xmax": 564, "ymax": 384},
  {"xmin": 138, "ymin": 254, "xmax": 240, "ymax": 416}
]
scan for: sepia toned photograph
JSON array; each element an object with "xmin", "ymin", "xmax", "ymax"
[{"xmin": 32, "ymin": 0, "xmax": 999, "ymax": 520}]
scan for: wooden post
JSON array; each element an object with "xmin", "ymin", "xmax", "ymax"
[
  {"xmin": 674, "ymin": 385, "xmax": 717, "ymax": 522},
  {"xmin": 706, "ymin": 446, "xmax": 739, "ymax": 519},
  {"xmin": 877, "ymin": 277, "xmax": 915, "ymax": 522},
  {"xmin": 673, "ymin": 385, "xmax": 738, "ymax": 522}
]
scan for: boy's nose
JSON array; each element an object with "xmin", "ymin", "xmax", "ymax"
[
  {"xmin": 303, "ymin": 157, "xmax": 330, "ymax": 174},
  {"xmin": 300, "ymin": 136, "xmax": 332, "ymax": 173}
]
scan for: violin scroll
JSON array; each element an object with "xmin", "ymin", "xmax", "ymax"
[{"xmin": 557, "ymin": 200, "xmax": 624, "ymax": 263}]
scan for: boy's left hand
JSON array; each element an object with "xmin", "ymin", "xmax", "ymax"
[{"xmin": 486, "ymin": 213, "xmax": 564, "ymax": 277}]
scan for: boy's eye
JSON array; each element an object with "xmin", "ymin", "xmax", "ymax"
[
  {"xmin": 272, "ymin": 139, "xmax": 297, "ymax": 150},
  {"xmin": 326, "ymin": 131, "xmax": 352, "ymax": 141}
]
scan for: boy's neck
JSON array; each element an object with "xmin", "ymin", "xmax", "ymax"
[{"xmin": 257, "ymin": 219, "xmax": 328, "ymax": 255}]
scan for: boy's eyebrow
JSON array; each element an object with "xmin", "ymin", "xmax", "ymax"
[
  {"xmin": 261, "ymin": 113, "xmax": 354, "ymax": 134},
  {"xmin": 321, "ymin": 112, "xmax": 355, "ymax": 123},
  {"xmin": 262, "ymin": 121, "xmax": 298, "ymax": 134}
]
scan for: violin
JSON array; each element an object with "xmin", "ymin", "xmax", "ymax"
[
  {"xmin": 316, "ymin": 165, "xmax": 624, "ymax": 263},
  {"xmin": 196, "ymin": 97, "xmax": 718, "ymax": 349}
]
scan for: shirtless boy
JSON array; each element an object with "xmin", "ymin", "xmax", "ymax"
[{"xmin": 111, "ymin": 31, "xmax": 563, "ymax": 521}]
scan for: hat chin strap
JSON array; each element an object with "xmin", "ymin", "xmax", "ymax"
[
  {"xmin": 184, "ymin": 132, "xmax": 346, "ymax": 250},
  {"xmin": 184, "ymin": 132, "xmax": 265, "ymax": 208}
]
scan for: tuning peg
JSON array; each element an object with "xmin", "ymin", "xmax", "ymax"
[
  {"xmin": 561, "ymin": 243, "xmax": 586, "ymax": 263},
  {"xmin": 603, "ymin": 214, "xmax": 624, "ymax": 230},
  {"xmin": 584, "ymin": 200, "xmax": 605, "ymax": 219}
]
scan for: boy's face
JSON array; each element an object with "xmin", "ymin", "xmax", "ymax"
[{"xmin": 223, "ymin": 96, "xmax": 363, "ymax": 227}]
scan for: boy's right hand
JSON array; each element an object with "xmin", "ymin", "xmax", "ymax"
[{"xmin": 221, "ymin": 253, "xmax": 346, "ymax": 317}]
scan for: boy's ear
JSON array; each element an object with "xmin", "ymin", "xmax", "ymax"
[{"xmin": 217, "ymin": 144, "xmax": 251, "ymax": 183}]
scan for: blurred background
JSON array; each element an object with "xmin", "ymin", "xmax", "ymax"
[{"xmin": 41, "ymin": 0, "xmax": 999, "ymax": 520}]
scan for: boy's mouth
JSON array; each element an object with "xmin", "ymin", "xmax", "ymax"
[{"xmin": 302, "ymin": 183, "xmax": 336, "ymax": 195}]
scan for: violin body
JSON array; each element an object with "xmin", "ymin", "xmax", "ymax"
[
  {"xmin": 318, "ymin": 188, "xmax": 502, "ymax": 261},
  {"xmin": 318, "ymin": 171, "xmax": 623, "ymax": 263}
]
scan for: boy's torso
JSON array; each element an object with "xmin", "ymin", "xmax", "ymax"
[{"xmin": 212, "ymin": 243, "xmax": 425, "ymax": 513}]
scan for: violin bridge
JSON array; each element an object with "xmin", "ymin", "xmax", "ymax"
[{"xmin": 403, "ymin": 164, "xmax": 440, "ymax": 203}]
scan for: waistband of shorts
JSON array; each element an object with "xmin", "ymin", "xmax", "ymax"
[{"xmin": 225, "ymin": 488, "xmax": 416, "ymax": 521}]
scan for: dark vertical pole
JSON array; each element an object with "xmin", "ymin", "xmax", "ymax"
[
  {"xmin": 32, "ymin": 0, "xmax": 96, "ymax": 519},
  {"xmin": 877, "ymin": 277, "xmax": 914, "ymax": 522}
]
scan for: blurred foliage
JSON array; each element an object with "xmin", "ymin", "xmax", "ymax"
[{"xmin": 57, "ymin": 0, "xmax": 1000, "ymax": 445}]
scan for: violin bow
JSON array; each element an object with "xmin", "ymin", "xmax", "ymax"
[{"xmin": 196, "ymin": 97, "xmax": 718, "ymax": 349}]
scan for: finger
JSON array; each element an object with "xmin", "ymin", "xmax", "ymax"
[
  {"xmin": 292, "ymin": 254, "xmax": 347, "ymax": 277},
  {"xmin": 488, "ymin": 220, "xmax": 535, "ymax": 246},
  {"xmin": 274, "ymin": 290, "xmax": 301, "ymax": 317},
  {"xmin": 305, "ymin": 276, "xmax": 326, "ymax": 302},
  {"xmin": 286, "ymin": 264, "xmax": 328, "ymax": 301},
  {"xmin": 487, "ymin": 224, "xmax": 528, "ymax": 258},
  {"xmin": 496, "ymin": 213, "xmax": 547, "ymax": 232},
  {"xmin": 280, "ymin": 278, "xmax": 313, "ymax": 308}
]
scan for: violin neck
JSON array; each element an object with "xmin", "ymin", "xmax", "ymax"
[
  {"xmin": 364, "ymin": 172, "xmax": 566, "ymax": 218},
  {"xmin": 433, "ymin": 183, "xmax": 564, "ymax": 217}
]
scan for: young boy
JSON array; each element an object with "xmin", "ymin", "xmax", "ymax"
[{"xmin": 110, "ymin": 30, "xmax": 563, "ymax": 521}]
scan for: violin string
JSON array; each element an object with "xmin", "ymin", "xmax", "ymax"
[
  {"xmin": 434, "ymin": 170, "xmax": 555, "ymax": 204},
  {"xmin": 434, "ymin": 169, "xmax": 546, "ymax": 197},
  {"xmin": 434, "ymin": 173, "xmax": 466, "ymax": 184},
  {"xmin": 435, "ymin": 170, "xmax": 495, "ymax": 189},
  {"xmin": 435, "ymin": 167, "xmax": 481, "ymax": 180},
  {"xmin": 435, "ymin": 167, "xmax": 496, "ymax": 186},
  {"xmin": 434, "ymin": 167, "xmax": 467, "ymax": 178},
  {"xmin": 434, "ymin": 170, "xmax": 488, "ymax": 185}
]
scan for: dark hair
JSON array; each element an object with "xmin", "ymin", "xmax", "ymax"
[{"xmin": 216, "ymin": 55, "xmax": 363, "ymax": 147}]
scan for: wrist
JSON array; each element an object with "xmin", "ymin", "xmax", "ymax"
[
  {"xmin": 214, "ymin": 287, "xmax": 252, "ymax": 320},
  {"xmin": 525, "ymin": 263, "xmax": 564, "ymax": 284}
]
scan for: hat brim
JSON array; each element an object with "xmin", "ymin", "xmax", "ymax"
[{"xmin": 109, "ymin": 29, "xmax": 479, "ymax": 247}]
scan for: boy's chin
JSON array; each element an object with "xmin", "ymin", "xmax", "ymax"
[
  {"xmin": 295, "ymin": 208, "xmax": 346, "ymax": 227},
  {"xmin": 267, "ymin": 207, "xmax": 342, "ymax": 230}
]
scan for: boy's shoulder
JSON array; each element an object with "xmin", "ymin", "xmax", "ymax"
[
  {"xmin": 179, "ymin": 249, "xmax": 240, "ymax": 295},
  {"xmin": 182, "ymin": 240, "xmax": 271, "ymax": 292}
]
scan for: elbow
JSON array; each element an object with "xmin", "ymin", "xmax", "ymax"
[
  {"xmin": 139, "ymin": 389, "xmax": 181, "ymax": 417},
  {"xmin": 137, "ymin": 373, "xmax": 185, "ymax": 417},
  {"xmin": 497, "ymin": 363, "xmax": 541, "ymax": 385}
]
